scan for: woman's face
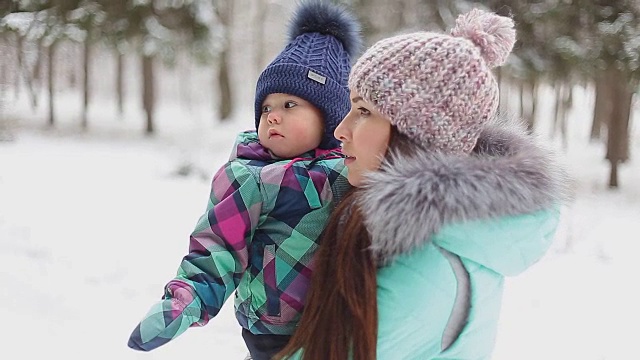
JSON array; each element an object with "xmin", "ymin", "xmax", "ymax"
[{"xmin": 334, "ymin": 89, "xmax": 391, "ymax": 187}]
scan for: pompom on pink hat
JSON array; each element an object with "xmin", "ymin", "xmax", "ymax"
[{"xmin": 349, "ymin": 9, "xmax": 516, "ymax": 154}]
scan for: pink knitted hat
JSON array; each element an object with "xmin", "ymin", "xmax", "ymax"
[{"xmin": 349, "ymin": 9, "xmax": 516, "ymax": 154}]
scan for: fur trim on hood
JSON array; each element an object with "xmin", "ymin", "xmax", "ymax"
[{"xmin": 359, "ymin": 118, "xmax": 573, "ymax": 264}]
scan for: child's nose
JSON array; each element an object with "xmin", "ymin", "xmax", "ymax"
[{"xmin": 267, "ymin": 111, "xmax": 282, "ymax": 124}]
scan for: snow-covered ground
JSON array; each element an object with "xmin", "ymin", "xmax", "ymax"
[{"xmin": 1, "ymin": 76, "xmax": 639, "ymax": 360}]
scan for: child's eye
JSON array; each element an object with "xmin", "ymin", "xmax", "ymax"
[
  {"xmin": 262, "ymin": 105, "xmax": 272, "ymax": 113},
  {"xmin": 284, "ymin": 101, "xmax": 297, "ymax": 109}
]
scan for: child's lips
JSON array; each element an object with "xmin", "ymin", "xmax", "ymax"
[{"xmin": 268, "ymin": 129, "xmax": 283, "ymax": 138}]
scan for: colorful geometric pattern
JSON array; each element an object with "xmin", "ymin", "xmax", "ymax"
[{"xmin": 129, "ymin": 131, "xmax": 350, "ymax": 351}]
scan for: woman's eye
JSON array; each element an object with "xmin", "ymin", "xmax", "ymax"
[
  {"xmin": 285, "ymin": 101, "xmax": 297, "ymax": 109},
  {"xmin": 262, "ymin": 105, "xmax": 271, "ymax": 113},
  {"xmin": 358, "ymin": 107, "xmax": 371, "ymax": 116}
]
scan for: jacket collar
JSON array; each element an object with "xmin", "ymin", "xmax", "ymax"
[
  {"xmin": 230, "ymin": 130, "xmax": 341, "ymax": 163},
  {"xmin": 359, "ymin": 118, "xmax": 573, "ymax": 264}
]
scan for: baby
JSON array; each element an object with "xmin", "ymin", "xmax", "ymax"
[{"xmin": 127, "ymin": 2, "xmax": 361, "ymax": 360}]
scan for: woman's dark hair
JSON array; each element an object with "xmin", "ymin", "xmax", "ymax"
[{"xmin": 276, "ymin": 127, "xmax": 417, "ymax": 360}]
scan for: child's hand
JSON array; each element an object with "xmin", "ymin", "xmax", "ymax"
[
  {"xmin": 166, "ymin": 280, "xmax": 198, "ymax": 311},
  {"xmin": 127, "ymin": 282, "xmax": 202, "ymax": 351}
]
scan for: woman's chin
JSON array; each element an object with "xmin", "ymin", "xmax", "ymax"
[{"xmin": 347, "ymin": 173, "xmax": 363, "ymax": 187}]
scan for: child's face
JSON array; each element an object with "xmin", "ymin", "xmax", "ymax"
[{"xmin": 258, "ymin": 93, "xmax": 324, "ymax": 158}]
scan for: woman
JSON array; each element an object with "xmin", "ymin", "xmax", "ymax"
[{"xmin": 277, "ymin": 8, "xmax": 571, "ymax": 360}]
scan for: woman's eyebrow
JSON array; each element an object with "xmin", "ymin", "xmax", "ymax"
[{"xmin": 351, "ymin": 96, "xmax": 363, "ymax": 103}]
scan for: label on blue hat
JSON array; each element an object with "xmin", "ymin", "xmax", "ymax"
[{"xmin": 307, "ymin": 70, "xmax": 326, "ymax": 85}]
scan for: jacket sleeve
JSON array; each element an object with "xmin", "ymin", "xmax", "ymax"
[
  {"xmin": 376, "ymin": 242, "xmax": 458, "ymax": 359},
  {"xmin": 431, "ymin": 207, "xmax": 560, "ymax": 276},
  {"xmin": 128, "ymin": 161, "xmax": 263, "ymax": 351}
]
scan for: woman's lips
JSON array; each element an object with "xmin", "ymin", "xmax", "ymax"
[{"xmin": 344, "ymin": 156, "xmax": 356, "ymax": 165}]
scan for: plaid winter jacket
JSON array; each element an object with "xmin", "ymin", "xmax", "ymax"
[{"xmin": 128, "ymin": 130, "xmax": 350, "ymax": 351}]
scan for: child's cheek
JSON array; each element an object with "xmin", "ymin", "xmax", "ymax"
[{"xmin": 289, "ymin": 126, "xmax": 311, "ymax": 140}]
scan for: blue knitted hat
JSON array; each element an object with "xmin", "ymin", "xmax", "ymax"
[{"xmin": 254, "ymin": 0, "xmax": 362, "ymax": 150}]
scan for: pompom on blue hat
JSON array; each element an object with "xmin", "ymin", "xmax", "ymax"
[{"xmin": 254, "ymin": 0, "xmax": 362, "ymax": 150}]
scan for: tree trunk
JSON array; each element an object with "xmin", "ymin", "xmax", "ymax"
[
  {"xmin": 14, "ymin": 33, "xmax": 22, "ymax": 99},
  {"xmin": 253, "ymin": 0, "xmax": 267, "ymax": 73},
  {"xmin": 606, "ymin": 67, "xmax": 633, "ymax": 189},
  {"xmin": 116, "ymin": 50, "xmax": 124, "ymax": 115},
  {"xmin": 590, "ymin": 77, "xmax": 609, "ymax": 141},
  {"xmin": 609, "ymin": 160, "xmax": 619, "ymax": 188},
  {"xmin": 518, "ymin": 79, "xmax": 538, "ymax": 130},
  {"xmin": 529, "ymin": 80, "xmax": 538, "ymax": 132},
  {"xmin": 0, "ymin": 37, "xmax": 6, "ymax": 93},
  {"xmin": 519, "ymin": 80, "xmax": 525, "ymax": 121},
  {"xmin": 217, "ymin": 49, "xmax": 232, "ymax": 121},
  {"xmin": 18, "ymin": 36, "xmax": 41, "ymax": 109},
  {"xmin": 179, "ymin": 54, "xmax": 192, "ymax": 113},
  {"xmin": 48, "ymin": 42, "xmax": 56, "ymax": 127},
  {"xmin": 392, "ymin": 0, "xmax": 406, "ymax": 30},
  {"xmin": 82, "ymin": 37, "xmax": 90, "ymax": 130},
  {"xmin": 561, "ymin": 85, "xmax": 572, "ymax": 150},
  {"xmin": 497, "ymin": 70, "xmax": 513, "ymax": 117},
  {"xmin": 432, "ymin": 0, "xmax": 454, "ymax": 30},
  {"xmin": 216, "ymin": 0, "xmax": 234, "ymax": 122},
  {"xmin": 519, "ymin": 79, "xmax": 537, "ymax": 132},
  {"xmin": 550, "ymin": 82, "xmax": 571, "ymax": 149},
  {"xmin": 0, "ymin": 37, "xmax": 5, "ymax": 122},
  {"xmin": 68, "ymin": 43, "xmax": 77, "ymax": 88},
  {"xmin": 142, "ymin": 55, "xmax": 155, "ymax": 135},
  {"xmin": 551, "ymin": 83, "xmax": 562, "ymax": 138},
  {"xmin": 32, "ymin": 40, "xmax": 43, "ymax": 85}
]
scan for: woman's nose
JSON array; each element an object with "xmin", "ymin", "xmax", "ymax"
[{"xmin": 334, "ymin": 119, "xmax": 349, "ymax": 142}]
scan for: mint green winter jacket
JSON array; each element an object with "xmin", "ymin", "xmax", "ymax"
[
  {"xmin": 372, "ymin": 209, "xmax": 560, "ymax": 360},
  {"xmin": 359, "ymin": 121, "xmax": 570, "ymax": 360},
  {"xmin": 287, "ymin": 120, "xmax": 570, "ymax": 360}
]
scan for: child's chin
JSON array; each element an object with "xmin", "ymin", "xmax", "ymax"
[{"xmin": 267, "ymin": 145, "xmax": 290, "ymax": 158}]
